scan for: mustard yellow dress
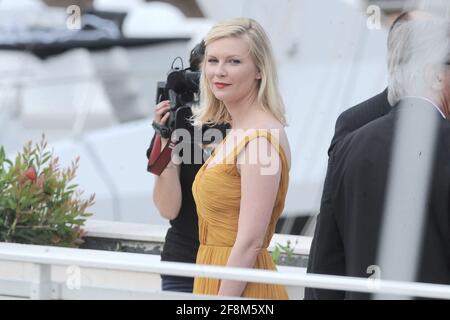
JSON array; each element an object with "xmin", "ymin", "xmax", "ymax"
[{"xmin": 192, "ymin": 129, "xmax": 289, "ymax": 299}]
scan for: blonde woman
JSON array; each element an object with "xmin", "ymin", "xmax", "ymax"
[{"xmin": 192, "ymin": 18, "xmax": 291, "ymax": 299}]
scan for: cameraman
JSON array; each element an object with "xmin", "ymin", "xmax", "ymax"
[
  {"xmin": 152, "ymin": 103, "xmax": 203, "ymax": 293},
  {"xmin": 150, "ymin": 41, "xmax": 206, "ymax": 293}
]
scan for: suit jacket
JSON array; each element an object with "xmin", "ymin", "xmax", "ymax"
[
  {"xmin": 304, "ymin": 88, "xmax": 391, "ymax": 299},
  {"xmin": 328, "ymin": 88, "xmax": 391, "ymax": 155},
  {"xmin": 305, "ymin": 98, "xmax": 450, "ymax": 299}
]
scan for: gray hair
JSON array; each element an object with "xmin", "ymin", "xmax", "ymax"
[
  {"xmin": 387, "ymin": 19, "xmax": 450, "ymax": 106},
  {"xmin": 403, "ymin": 0, "xmax": 450, "ymax": 19}
]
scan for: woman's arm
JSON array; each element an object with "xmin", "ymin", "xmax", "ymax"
[
  {"xmin": 153, "ymin": 137, "xmax": 182, "ymax": 220},
  {"xmin": 218, "ymin": 137, "xmax": 282, "ymax": 297},
  {"xmin": 151, "ymin": 100, "xmax": 182, "ymax": 220}
]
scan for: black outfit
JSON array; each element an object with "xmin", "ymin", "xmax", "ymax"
[
  {"xmin": 146, "ymin": 124, "xmax": 228, "ymax": 292},
  {"xmin": 160, "ymin": 143, "xmax": 203, "ymax": 265},
  {"xmin": 146, "ymin": 135, "xmax": 202, "ymax": 292},
  {"xmin": 328, "ymin": 88, "xmax": 391, "ymax": 155},
  {"xmin": 160, "ymin": 144, "xmax": 203, "ymax": 292},
  {"xmin": 305, "ymin": 98, "xmax": 450, "ymax": 299}
]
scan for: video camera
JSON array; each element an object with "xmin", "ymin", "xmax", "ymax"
[
  {"xmin": 152, "ymin": 41, "xmax": 229, "ymax": 148},
  {"xmin": 146, "ymin": 41, "xmax": 228, "ymax": 173},
  {"xmin": 153, "ymin": 38, "xmax": 206, "ymax": 141},
  {"xmin": 153, "ymin": 57, "xmax": 200, "ymax": 139}
]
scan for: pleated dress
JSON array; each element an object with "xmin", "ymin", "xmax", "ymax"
[{"xmin": 192, "ymin": 129, "xmax": 289, "ymax": 299}]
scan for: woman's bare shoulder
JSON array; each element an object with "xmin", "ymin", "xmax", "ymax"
[{"xmin": 253, "ymin": 122, "xmax": 291, "ymax": 170}]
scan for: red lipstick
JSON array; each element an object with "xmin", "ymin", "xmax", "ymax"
[{"xmin": 214, "ymin": 82, "xmax": 230, "ymax": 89}]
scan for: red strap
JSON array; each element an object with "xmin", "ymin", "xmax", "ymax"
[{"xmin": 147, "ymin": 134, "xmax": 175, "ymax": 176}]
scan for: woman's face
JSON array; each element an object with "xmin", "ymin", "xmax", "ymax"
[{"xmin": 205, "ymin": 35, "xmax": 261, "ymax": 105}]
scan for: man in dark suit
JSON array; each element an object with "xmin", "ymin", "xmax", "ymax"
[
  {"xmin": 328, "ymin": 88, "xmax": 390, "ymax": 155},
  {"xmin": 305, "ymin": 11, "xmax": 415, "ymax": 300},
  {"xmin": 305, "ymin": 17, "xmax": 450, "ymax": 299}
]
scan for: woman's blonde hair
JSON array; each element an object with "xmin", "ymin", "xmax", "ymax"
[{"xmin": 192, "ymin": 17, "xmax": 287, "ymax": 127}]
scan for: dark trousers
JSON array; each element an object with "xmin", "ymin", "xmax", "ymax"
[{"xmin": 161, "ymin": 275, "xmax": 194, "ymax": 293}]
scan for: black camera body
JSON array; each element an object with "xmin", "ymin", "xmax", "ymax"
[{"xmin": 155, "ymin": 59, "xmax": 201, "ymax": 140}]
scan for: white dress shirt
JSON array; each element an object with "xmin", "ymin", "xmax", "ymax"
[{"xmin": 404, "ymin": 96, "xmax": 446, "ymax": 119}]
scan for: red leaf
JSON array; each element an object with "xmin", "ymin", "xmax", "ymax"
[{"xmin": 25, "ymin": 167, "xmax": 37, "ymax": 182}]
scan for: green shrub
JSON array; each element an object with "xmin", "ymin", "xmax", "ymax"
[
  {"xmin": 0, "ymin": 135, "xmax": 95, "ymax": 247},
  {"xmin": 271, "ymin": 239, "xmax": 298, "ymax": 264}
]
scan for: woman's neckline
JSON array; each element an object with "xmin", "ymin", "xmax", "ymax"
[{"xmin": 202, "ymin": 129, "xmax": 288, "ymax": 173}]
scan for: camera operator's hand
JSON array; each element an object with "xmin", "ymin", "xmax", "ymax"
[
  {"xmin": 154, "ymin": 100, "xmax": 171, "ymax": 149},
  {"xmin": 153, "ymin": 100, "xmax": 182, "ymax": 169}
]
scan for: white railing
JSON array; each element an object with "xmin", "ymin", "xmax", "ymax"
[
  {"xmin": 0, "ymin": 242, "xmax": 449, "ymax": 300},
  {"xmin": 84, "ymin": 219, "xmax": 312, "ymax": 255}
]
